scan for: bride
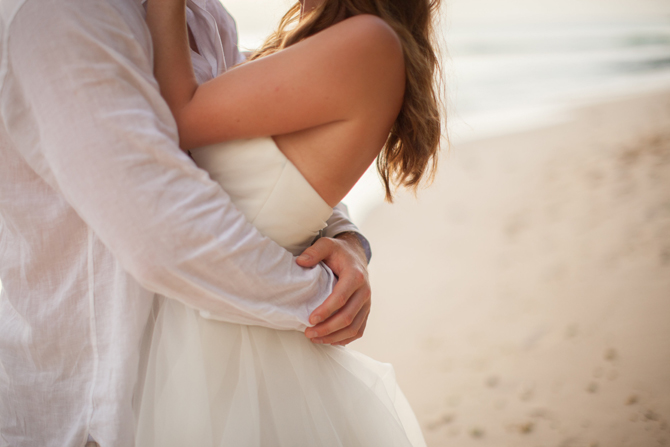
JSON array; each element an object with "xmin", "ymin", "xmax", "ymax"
[{"xmin": 137, "ymin": 0, "xmax": 442, "ymax": 445}]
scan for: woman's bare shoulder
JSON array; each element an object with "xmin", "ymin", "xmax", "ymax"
[
  {"xmin": 320, "ymin": 14, "xmax": 404, "ymax": 75},
  {"xmin": 301, "ymin": 14, "xmax": 405, "ymax": 114},
  {"xmin": 338, "ymin": 15, "xmax": 403, "ymax": 50}
]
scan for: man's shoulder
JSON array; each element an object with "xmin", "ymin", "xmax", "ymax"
[
  {"xmin": 7, "ymin": 0, "xmax": 150, "ymax": 58},
  {"xmin": 7, "ymin": 0, "xmax": 145, "ymax": 33}
]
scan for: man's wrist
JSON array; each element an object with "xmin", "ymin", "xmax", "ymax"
[{"xmin": 334, "ymin": 231, "xmax": 372, "ymax": 264}]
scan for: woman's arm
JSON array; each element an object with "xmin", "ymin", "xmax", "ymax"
[
  {"xmin": 145, "ymin": 0, "xmax": 199, "ymax": 130},
  {"xmin": 145, "ymin": 2, "xmax": 404, "ymax": 150}
]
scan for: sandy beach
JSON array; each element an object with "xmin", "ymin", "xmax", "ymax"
[{"xmin": 352, "ymin": 89, "xmax": 670, "ymax": 447}]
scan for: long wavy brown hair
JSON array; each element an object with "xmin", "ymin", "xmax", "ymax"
[{"xmin": 249, "ymin": 0, "xmax": 443, "ymax": 201}]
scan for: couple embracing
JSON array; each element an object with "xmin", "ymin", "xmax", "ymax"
[{"xmin": 0, "ymin": 0, "xmax": 442, "ymax": 445}]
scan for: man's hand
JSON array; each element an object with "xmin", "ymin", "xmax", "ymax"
[{"xmin": 296, "ymin": 233, "xmax": 371, "ymax": 346}]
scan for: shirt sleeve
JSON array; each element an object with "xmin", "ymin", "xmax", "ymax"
[
  {"xmin": 323, "ymin": 203, "xmax": 372, "ymax": 263},
  {"xmin": 6, "ymin": 0, "xmax": 335, "ymax": 331},
  {"xmin": 206, "ymin": 0, "xmax": 249, "ymax": 67}
]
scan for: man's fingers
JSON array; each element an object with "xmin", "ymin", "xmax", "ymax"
[
  {"xmin": 303, "ymin": 231, "xmax": 371, "ymax": 345},
  {"xmin": 296, "ymin": 237, "xmax": 336, "ymax": 268},
  {"xmin": 306, "ymin": 288, "xmax": 369, "ymax": 339},
  {"xmin": 332, "ymin": 319, "xmax": 368, "ymax": 346},
  {"xmin": 311, "ymin": 302, "xmax": 370, "ymax": 345},
  {"xmin": 308, "ymin": 268, "xmax": 366, "ymax": 325}
]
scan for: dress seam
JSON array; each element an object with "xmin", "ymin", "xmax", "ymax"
[
  {"xmin": 249, "ymin": 153, "xmax": 287, "ymax": 225},
  {"xmin": 84, "ymin": 227, "xmax": 99, "ymax": 444},
  {"xmin": 0, "ymin": 0, "xmax": 29, "ymax": 98}
]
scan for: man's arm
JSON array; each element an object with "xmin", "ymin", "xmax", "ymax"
[
  {"xmin": 324, "ymin": 203, "xmax": 372, "ymax": 263},
  {"xmin": 298, "ymin": 232, "xmax": 371, "ymax": 345},
  {"xmin": 294, "ymin": 203, "xmax": 371, "ymax": 345},
  {"xmin": 6, "ymin": 0, "xmax": 340, "ymax": 331}
]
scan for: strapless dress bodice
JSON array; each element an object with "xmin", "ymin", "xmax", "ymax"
[{"xmin": 190, "ymin": 137, "xmax": 333, "ymax": 256}]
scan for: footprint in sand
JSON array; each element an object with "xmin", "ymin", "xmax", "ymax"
[
  {"xmin": 469, "ymin": 427, "xmax": 485, "ymax": 438},
  {"xmin": 426, "ymin": 413, "xmax": 455, "ymax": 430},
  {"xmin": 565, "ymin": 323, "xmax": 579, "ymax": 339},
  {"xmin": 626, "ymin": 394, "xmax": 639, "ymax": 405},
  {"xmin": 512, "ymin": 421, "xmax": 534, "ymax": 434},
  {"xmin": 645, "ymin": 410, "xmax": 661, "ymax": 422},
  {"xmin": 604, "ymin": 347, "xmax": 618, "ymax": 362},
  {"xmin": 518, "ymin": 383, "xmax": 535, "ymax": 401},
  {"xmin": 485, "ymin": 375, "xmax": 499, "ymax": 388}
]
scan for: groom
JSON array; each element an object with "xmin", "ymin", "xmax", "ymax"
[{"xmin": 0, "ymin": 0, "xmax": 373, "ymax": 446}]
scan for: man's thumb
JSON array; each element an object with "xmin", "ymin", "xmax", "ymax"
[{"xmin": 296, "ymin": 239, "xmax": 332, "ymax": 267}]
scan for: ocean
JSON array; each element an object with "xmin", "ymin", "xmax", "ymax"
[
  {"xmin": 308, "ymin": 18, "xmax": 670, "ymax": 222},
  {"xmin": 446, "ymin": 19, "xmax": 670, "ymax": 143}
]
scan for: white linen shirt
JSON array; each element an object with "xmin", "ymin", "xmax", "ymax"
[{"xmin": 0, "ymin": 0, "xmax": 367, "ymax": 446}]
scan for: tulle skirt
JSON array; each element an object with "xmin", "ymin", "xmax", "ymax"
[{"xmin": 135, "ymin": 297, "xmax": 426, "ymax": 447}]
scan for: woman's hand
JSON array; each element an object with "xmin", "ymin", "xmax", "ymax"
[{"xmin": 297, "ymin": 233, "xmax": 371, "ymax": 346}]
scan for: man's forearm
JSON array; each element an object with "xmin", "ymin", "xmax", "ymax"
[{"xmin": 8, "ymin": 0, "xmax": 334, "ymax": 331}]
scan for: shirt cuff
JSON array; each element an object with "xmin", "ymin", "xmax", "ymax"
[
  {"xmin": 334, "ymin": 231, "xmax": 372, "ymax": 264},
  {"xmin": 321, "ymin": 203, "xmax": 372, "ymax": 264}
]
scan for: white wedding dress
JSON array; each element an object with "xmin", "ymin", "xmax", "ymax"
[{"xmin": 135, "ymin": 137, "xmax": 426, "ymax": 447}]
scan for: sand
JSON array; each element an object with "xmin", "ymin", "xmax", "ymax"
[{"xmin": 352, "ymin": 90, "xmax": 670, "ymax": 447}]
